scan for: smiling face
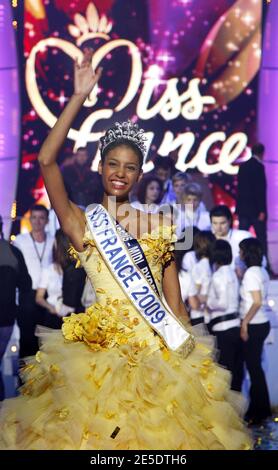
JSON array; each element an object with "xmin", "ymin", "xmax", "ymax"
[{"xmin": 99, "ymin": 144, "xmax": 142, "ymax": 201}]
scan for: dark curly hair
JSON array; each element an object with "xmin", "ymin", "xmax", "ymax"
[{"xmin": 136, "ymin": 175, "xmax": 163, "ymax": 204}]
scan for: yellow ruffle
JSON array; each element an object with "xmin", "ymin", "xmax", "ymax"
[
  {"xmin": 0, "ymin": 324, "xmax": 252, "ymax": 450},
  {"xmin": 139, "ymin": 225, "xmax": 177, "ymax": 267},
  {"xmin": 62, "ymin": 302, "xmax": 144, "ymax": 351},
  {"xmin": 0, "ymin": 223, "xmax": 252, "ymax": 450},
  {"xmin": 69, "ymin": 225, "xmax": 177, "ymax": 269},
  {"xmin": 68, "ymin": 237, "xmax": 96, "ymax": 267}
]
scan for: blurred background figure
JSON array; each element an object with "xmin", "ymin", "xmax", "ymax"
[
  {"xmin": 36, "ymin": 229, "xmax": 87, "ymax": 329},
  {"xmin": 239, "ymin": 238, "xmax": 272, "ymax": 425},
  {"xmin": 188, "ymin": 231, "xmax": 215, "ymax": 327},
  {"xmin": 210, "ymin": 205, "xmax": 251, "ymax": 273},
  {"xmin": 207, "ymin": 239, "xmax": 241, "ymax": 391},
  {"xmin": 131, "ymin": 175, "xmax": 163, "ymax": 213},
  {"xmin": 13, "ymin": 205, "xmax": 54, "ymax": 357},
  {"xmin": 62, "ymin": 147, "xmax": 104, "ymax": 208},
  {"xmin": 172, "ymin": 172, "xmax": 192, "ymax": 205},
  {"xmin": 0, "ymin": 215, "xmax": 32, "ymax": 400},
  {"xmin": 186, "ymin": 168, "xmax": 214, "ymax": 211},
  {"xmin": 174, "ymin": 182, "xmax": 211, "ymax": 240},
  {"xmin": 236, "ymin": 143, "xmax": 269, "ymax": 264},
  {"xmin": 178, "ymin": 268, "xmax": 200, "ymax": 321},
  {"xmin": 178, "ymin": 227, "xmax": 200, "ymax": 275},
  {"xmin": 153, "ymin": 156, "xmax": 176, "ymax": 204}
]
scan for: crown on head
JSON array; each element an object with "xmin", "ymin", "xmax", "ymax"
[{"xmin": 99, "ymin": 121, "xmax": 148, "ymax": 159}]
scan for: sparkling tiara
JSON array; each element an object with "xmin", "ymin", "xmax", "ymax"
[{"xmin": 99, "ymin": 121, "xmax": 148, "ymax": 158}]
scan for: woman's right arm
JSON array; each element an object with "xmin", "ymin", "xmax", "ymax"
[
  {"xmin": 36, "ymin": 288, "xmax": 57, "ymax": 314},
  {"xmin": 240, "ymin": 290, "xmax": 262, "ymax": 341},
  {"xmin": 38, "ymin": 49, "xmax": 102, "ymax": 249},
  {"xmin": 188, "ymin": 295, "xmax": 200, "ymax": 311}
]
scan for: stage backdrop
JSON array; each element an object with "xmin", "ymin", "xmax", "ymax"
[{"xmin": 17, "ymin": 0, "xmax": 263, "ymax": 230}]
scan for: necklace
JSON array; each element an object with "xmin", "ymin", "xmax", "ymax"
[{"xmin": 30, "ymin": 232, "xmax": 47, "ymax": 265}]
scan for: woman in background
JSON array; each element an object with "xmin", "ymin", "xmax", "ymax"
[
  {"xmin": 239, "ymin": 238, "xmax": 272, "ymax": 425},
  {"xmin": 189, "ymin": 231, "xmax": 215, "ymax": 327},
  {"xmin": 131, "ymin": 175, "xmax": 163, "ymax": 213},
  {"xmin": 36, "ymin": 229, "xmax": 86, "ymax": 329},
  {"xmin": 207, "ymin": 239, "xmax": 241, "ymax": 391}
]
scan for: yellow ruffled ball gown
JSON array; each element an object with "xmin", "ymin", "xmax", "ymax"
[{"xmin": 0, "ymin": 226, "xmax": 252, "ymax": 450}]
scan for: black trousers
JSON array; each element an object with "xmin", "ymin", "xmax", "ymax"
[
  {"xmin": 17, "ymin": 290, "xmax": 46, "ymax": 358},
  {"xmin": 239, "ymin": 216, "xmax": 268, "ymax": 257},
  {"xmin": 237, "ymin": 322, "xmax": 271, "ymax": 421},
  {"xmin": 215, "ymin": 327, "xmax": 242, "ymax": 391}
]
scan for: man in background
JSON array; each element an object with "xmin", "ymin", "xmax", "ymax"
[
  {"xmin": 210, "ymin": 205, "xmax": 251, "ymax": 276},
  {"xmin": 153, "ymin": 156, "xmax": 176, "ymax": 204},
  {"xmin": 0, "ymin": 215, "xmax": 32, "ymax": 399},
  {"xmin": 13, "ymin": 205, "xmax": 54, "ymax": 357},
  {"xmin": 236, "ymin": 143, "xmax": 267, "ymax": 258},
  {"xmin": 62, "ymin": 147, "xmax": 104, "ymax": 208}
]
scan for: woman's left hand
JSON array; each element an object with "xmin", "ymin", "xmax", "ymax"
[{"xmin": 240, "ymin": 321, "xmax": 249, "ymax": 342}]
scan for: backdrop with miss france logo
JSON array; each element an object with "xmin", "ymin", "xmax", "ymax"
[{"xmin": 15, "ymin": 0, "xmax": 264, "ymax": 229}]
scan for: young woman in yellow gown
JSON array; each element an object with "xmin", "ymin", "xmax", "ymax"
[{"xmin": 0, "ymin": 49, "xmax": 251, "ymax": 450}]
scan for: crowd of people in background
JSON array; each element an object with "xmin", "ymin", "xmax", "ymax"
[{"xmin": 0, "ymin": 142, "xmax": 272, "ymax": 426}]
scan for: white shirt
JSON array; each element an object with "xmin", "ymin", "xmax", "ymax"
[
  {"xmin": 160, "ymin": 179, "xmax": 176, "ymax": 205},
  {"xmin": 178, "ymin": 270, "xmax": 197, "ymax": 303},
  {"xmin": 39, "ymin": 264, "xmax": 75, "ymax": 316},
  {"xmin": 207, "ymin": 265, "xmax": 240, "ymax": 332},
  {"xmin": 131, "ymin": 200, "xmax": 159, "ymax": 214},
  {"xmin": 14, "ymin": 232, "xmax": 54, "ymax": 289},
  {"xmin": 190, "ymin": 257, "xmax": 211, "ymax": 320},
  {"xmin": 240, "ymin": 266, "xmax": 270, "ymax": 324},
  {"xmin": 174, "ymin": 205, "xmax": 211, "ymax": 239},
  {"xmin": 191, "ymin": 257, "xmax": 211, "ymax": 295},
  {"xmin": 39, "ymin": 264, "xmax": 63, "ymax": 308},
  {"xmin": 46, "ymin": 209, "xmax": 60, "ymax": 237},
  {"xmin": 181, "ymin": 251, "xmax": 197, "ymax": 273}
]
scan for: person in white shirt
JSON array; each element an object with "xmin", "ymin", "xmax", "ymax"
[
  {"xmin": 178, "ymin": 267, "xmax": 200, "ymax": 316},
  {"xmin": 13, "ymin": 205, "xmax": 54, "ymax": 356},
  {"xmin": 210, "ymin": 205, "xmax": 251, "ymax": 274},
  {"xmin": 174, "ymin": 226, "xmax": 200, "ymax": 280},
  {"xmin": 14, "ymin": 206, "xmax": 54, "ymax": 290},
  {"xmin": 174, "ymin": 183, "xmax": 211, "ymax": 239},
  {"xmin": 189, "ymin": 231, "xmax": 215, "ymax": 326},
  {"xmin": 207, "ymin": 240, "xmax": 241, "ymax": 391},
  {"xmin": 46, "ymin": 207, "xmax": 60, "ymax": 237},
  {"xmin": 238, "ymin": 238, "xmax": 271, "ymax": 424},
  {"xmin": 181, "ymin": 250, "xmax": 197, "ymax": 273}
]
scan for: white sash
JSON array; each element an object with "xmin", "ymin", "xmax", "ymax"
[{"xmin": 85, "ymin": 204, "xmax": 195, "ymax": 353}]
